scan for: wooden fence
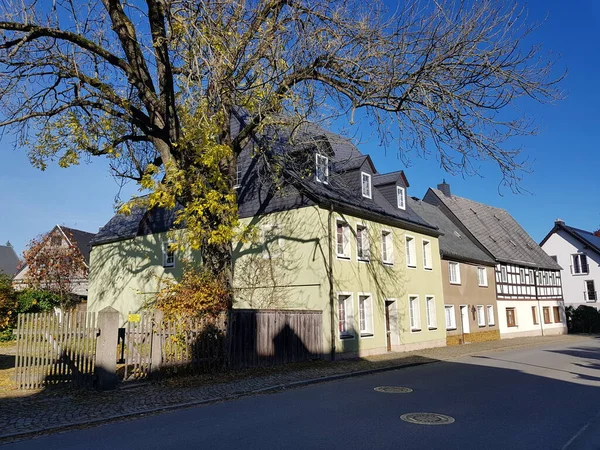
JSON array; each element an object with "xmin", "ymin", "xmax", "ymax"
[{"xmin": 14, "ymin": 312, "xmax": 97, "ymax": 389}]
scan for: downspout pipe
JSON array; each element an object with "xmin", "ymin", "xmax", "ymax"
[
  {"xmin": 328, "ymin": 204, "xmax": 336, "ymax": 361},
  {"xmin": 534, "ymin": 268, "xmax": 544, "ymax": 337}
]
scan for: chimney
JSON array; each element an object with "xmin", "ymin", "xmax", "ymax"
[
  {"xmin": 5, "ymin": 241, "xmax": 12, "ymax": 248},
  {"xmin": 594, "ymin": 229, "xmax": 600, "ymax": 238},
  {"xmin": 555, "ymin": 218, "xmax": 565, "ymax": 226},
  {"xmin": 438, "ymin": 179, "xmax": 451, "ymax": 197}
]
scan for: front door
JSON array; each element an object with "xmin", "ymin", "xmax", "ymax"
[
  {"xmin": 460, "ymin": 305, "xmax": 470, "ymax": 334},
  {"xmin": 385, "ymin": 301, "xmax": 393, "ymax": 351}
]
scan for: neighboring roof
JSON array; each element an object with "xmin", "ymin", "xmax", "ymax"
[
  {"xmin": 426, "ymin": 188, "xmax": 561, "ymax": 270},
  {"xmin": 408, "ymin": 197, "xmax": 495, "ymax": 266},
  {"xmin": 59, "ymin": 226, "xmax": 97, "ymax": 264},
  {"xmin": 0, "ymin": 244, "xmax": 19, "ymax": 276},
  {"xmin": 540, "ymin": 222, "xmax": 600, "ymax": 256}
]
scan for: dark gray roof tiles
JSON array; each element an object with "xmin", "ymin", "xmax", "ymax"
[
  {"xmin": 0, "ymin": 244, "xmax": 20, "ymax": 276},
  {"xmin": 60, "ymin": 226, "xmax": 96, "ymax": 264},
  {"xmin": 426, "ymin": 189, "xmax": 561, "ymax": 270},
  {"xmin": 407, "ymin": 198, "xmax": 494, "ymax": 265}
]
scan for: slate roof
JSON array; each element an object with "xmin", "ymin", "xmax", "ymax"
[
  {"xmin": 59, "ymin": 226, "xmax": 97, "ymax": 264},
  {"xmin": 93, "ymin": 117, "xmax": 439, "ymax": 246},
  {"xmin": 425, "ymin": 188, "xmax": 561, "ymax": 270},
  {"xmin": 0, "ymin": 244, "xmax": 20, "ymax": 276},
  {"xmin": 408, "ymin": 197, "xmax": 495, "ymax": 266},
  {"xmin": 540, "ymin": 222, "xmax": 600, "ymax": 256}
]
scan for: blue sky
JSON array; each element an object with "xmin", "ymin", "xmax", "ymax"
[{"xmin": 1, "ymin": 0, "xmax": 599, "ymax": 256}]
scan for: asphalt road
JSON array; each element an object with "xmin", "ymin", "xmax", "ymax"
[{"xmin": 3, "ymin": 338, "xmax": 600, "ymax": 450}]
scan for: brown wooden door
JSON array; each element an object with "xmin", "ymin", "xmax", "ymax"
[{"xmin": 385, "ymin": 301, "xmax": 392, "ymax": 352}]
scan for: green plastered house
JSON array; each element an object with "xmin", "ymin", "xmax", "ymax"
[{"xmin": 88, "ymin": 116, "xmax": 447, "ymax": 357}]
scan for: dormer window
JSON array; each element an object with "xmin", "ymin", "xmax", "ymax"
[
  {"xmin": 315, "ymin": 154, "xmax": 329, "ymax": 184},
  {"xmin": 397, "ymin": 186, "xmax": 406, "ymax": 210},
  {"xmin": 361, "ymin": 172, "xmax": 372, "ymax": 199}
]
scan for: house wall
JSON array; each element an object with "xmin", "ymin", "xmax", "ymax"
[
  {"xmin": 87, "ymin": 230, "xmax": 190, "ymax": 324},
  {"xmin": 497, "ymin": 299, "xmax": 567, "ymax": 338},
  {"xmin": 440, "ymin": 260, "xmax": 499, "ymax": 345},
  {"xmin": 233, "ymin": 206, "xmax": 447, "ymax": 357},
  {"xmin": 541, "ymin": 230, "xmax": 600, "ymax": 309}
]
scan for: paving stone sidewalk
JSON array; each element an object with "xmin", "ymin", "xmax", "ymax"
[{"xmin": 0, "ymin": 334, "xmax": 588, "ymax": 440}]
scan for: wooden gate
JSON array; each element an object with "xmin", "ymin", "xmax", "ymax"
[{"xmin": 14, "ymin": 312, "xmax": 97, "ymax": 389}]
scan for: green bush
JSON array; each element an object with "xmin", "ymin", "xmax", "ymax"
[{"xmin": 16, "ymin": 289, "xmax": 61, "ymax": 314}]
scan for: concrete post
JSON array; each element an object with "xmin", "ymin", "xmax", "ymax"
[
  {"xmin": 95, "ymin": 306, "xmax": 120, "ymax": 390},
  {"xmin": 150, "ymin": 310, "xmax": 164, "ymax": 376}
]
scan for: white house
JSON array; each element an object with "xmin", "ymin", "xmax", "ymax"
[{"xmin": 540, "ymin": 220, "xmax": 600, "ymax": 310}]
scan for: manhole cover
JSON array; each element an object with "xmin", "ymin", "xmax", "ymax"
[
  {"xmin": 400, "ymin": 413, "xmax": 455, "ymax": 425},
  {"xmin": 374, "ymin": 386, "xmax": 413, "ymax": 394}
]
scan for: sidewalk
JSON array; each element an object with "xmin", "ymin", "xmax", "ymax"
[{"xmin": 0, "ymin": 334, "xmax": 588, "ymax": 441}]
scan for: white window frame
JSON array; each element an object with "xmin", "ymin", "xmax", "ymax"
[
  {"xmin": 478, "ymin": 267, "xmax": 488, "ymax": 287},
  {"xmin": 337, "ymin": 293, "xmax": 354, "ymax": 339},
  {"xmin": 315, "ymin": 153, "xmax": 329, "ymax": 184},
  {"xmin": 233, "ymin": 163, "xmax": 242, "ymax": 189},
  {"xmin": 409, "ymin": 295, "xmax": 421, "ymax": 331},
  {"xmin": 500, "ymin": 266, "xmax": 508, "ymax": 283},
  {"xmin": 445, "ymin": 305, "xmax": 457, "ymax": 330},
  {"xmin": 487, "ymin": 305, "xmax": 495, "ymax": 326},
  {"xmin": 397, "ymin": 185, "xmax": 406, "ymax": 210},
  {"xmin": 422, "ymin": 239, "xmax": 432, "ymax": 270},
  {"xmin": 261, "ymin": 224, "xmax": 282, "ymax": 258},
  {"xmin": 361, "ymin": 172, "xmax": 372, "ymax": 199},
  {"xmin": 358, "ymin": 293, "xmax": 374, "ymax": 337},
  {"xmin": 356, "ymin": 224, "xmax": 370, "ymax": 261},
  {"xmin": 426, "ymin": 296, "xmax": 437, "ymax": 329},
  {"xmin": 448, "ymin": 261, "xmax": 461, "ymax": 284},
  {"xmin": 162, "ymin": 241, "xmax": 176, "ymax": 268},
  {"xmin": 405, "ymin": 235, "xmax": 416, "ymax": 268},
  {"xmin": 477, "ymin": 305, "xmax": 485, "ymax": 327},
  {"xmin": 585, "ymin": 280, "xmax": 597, "ymax": 302},
  {"xmin": 381, "ymin": 230, "xmax": 394, "ymax": 265},
  {"xmin": 336, "ymin": 220, "xmax": 351, "ymax": 259},
  {"xmin": 571, "ymin": 253, "xmax": 589, "ymax": 275}
]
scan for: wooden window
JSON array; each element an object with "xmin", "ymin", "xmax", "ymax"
[
  {"xmin": 487, "ymin": 305, "xmax": 495, "ymax": 326},
  {"xmin": 338, "ymin": 294, "xmax": 354, "ymax": 338},
  {"xmin": 426, "ymin": 296, "xmax": 437, "ymax": 329},
  {"xmin": 532, "ymin": 306, "xmax": 539, "ymax": 325},
  {"xmin": 315, "ymin": 154, "xmax": 329, "ymax": 183},
  {"xmin": 409, "ymin": 296, "xmax": 421, "ymax": 331},
  {"xmin": 359, "ymin": 295, "xmax": 374, "ymax": 336},
  {"xmin": 361, "ymin": 172, "xmax": 372, "ymax": 199},
  {"xmin": 405, "ymin": 235, "xmax": 416, "ymax": 268},
  {"xmin": 381, "ymin": 231, "xmax": 393, "ymax": 264},
  {"xmin": 356, "ymin": 225, "xmax": 370, "ymax": 261},
  {"xmin": 506, "ymin": 307, "xmax": 516, "ymax": 327},
  {"xmin": 543, "ymin": 307, "xmax": 551, "ymax": 324},
  {"xmin": 336, "ymin": 221, "xmax": 350, "ymax": 259},
  {"xmin": 571, "ymin": 254, "xmax": 589, "ymax": 274},
  {"xmin": 449, "ymin": 261, "xmax": 461, "ymax": 284},
  {"xmin": 553, "ymin": 306, "xmax": 561, "ymax": 323},
  {"xmin": 445, "ymin": 305, "xmax": 457, "ymax": 330},
  {"xmin": 477, "ymin": 305, "xmax": 485, "ymax": 327},
  {"xmin": 397, "ymin": 186, "xmax": 406, "ymax": 210},
  {"xmin": 162, "ymin": 242, "xmax": 175, "ymax": 268},
  {"xmin": 478, "ymin": 267, "xmax": 488, "ymax": 287},
  {"xmin": 586, "ymin": 280, "xmax": 597, "ymax": 302},
  {"xmin": 422, "ymin": 240, "xmax": 432, "ymax": 269}
]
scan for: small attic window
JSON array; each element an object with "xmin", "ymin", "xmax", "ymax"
[
  {"xmin": 361, "ymin": 172, "xmax": 372, "ymax": 199},
  {"xmin": 454, "ymin": 231, "xmax": 462, "ymax": 238},
  {"xmin": 508, "ymin": 239, "xmax": 517, "ymax": 247},
  {"xmin": 315, "ymin": 154, "xmax": 329, "ymax": 184},
  {"xmin": 397, "ymin": 186, "xmax": 406, "ymax": 210}
]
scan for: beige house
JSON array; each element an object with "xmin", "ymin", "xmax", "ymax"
[{"xmin": 410, "ymin": 195, "xmax": 499, "ymax": 345}]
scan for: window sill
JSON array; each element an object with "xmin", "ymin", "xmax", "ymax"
[
  {"xmin": 446, "ymin": 327, "xmax": 457, "ymax": 331},
  {"xmin": 449, "ymin": 281, "xmax": 461, "ymax": 285},
  {"xmin": 357, "ymin": 257, "xmax": 370, "ymax": 263},
  {"xmin": 383, "ymin": 261, "xmax": 394, "ymax": 266},
  {"xmin": 407, "ymin": 264, "xmax": 417, "ymax": 269},
  {"xmin": 410, "ymin": 328, "xmax": 422, "ymax": 333},
  {"xmin": 360, "ymin": 333, "xmax": 374, "ymax": 338},
  {"xmin": 336, "ymin": 255, "xmax": 350, "ymax": 260},
  {"xmin": 163, "ymin": 265, "xmax": 175, "ymax": 269},
  {"xmin": 478, "ymin": 284, "xmax": 488, "ymax": 288},
  {"xmin": 428, "ymin": 327, "xmax": 437, "ymax": 331},
  {"xmin": 339, "ymin": 334, "xmax": 354, "ymax": 340},
  {"xmin": 424, "ymin": 267, "xmax": 433, "ymax": 271}
]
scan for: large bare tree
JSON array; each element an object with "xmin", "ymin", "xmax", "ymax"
[{"xmin": 0, "ymin": 0, "xmax": 562, "ymax": 299}]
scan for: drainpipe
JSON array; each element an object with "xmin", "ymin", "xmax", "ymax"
[
  {"xmin": 327, "ymin": 204, "xmax": 336, "ymax": 361},
  {"xmin": 534, "ymin": 268, "xmax": 544, "ymax": 337}
]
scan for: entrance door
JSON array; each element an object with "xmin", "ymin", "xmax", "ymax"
[
  {"xmin": 460, "ymin": 305, "xmax": 470, "ymax": 334},
  {"xmin": 385, "ymin": 301, "xmax": 393, "ymax": 351}
]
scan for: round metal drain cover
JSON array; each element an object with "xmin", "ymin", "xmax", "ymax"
[
  {"xmin": 400, "ymin": 413, "xmax": 455, "ymax": 425},
  {"xmin": 374, "ymin": 386, "xmax": 413, "ymax": 394}
]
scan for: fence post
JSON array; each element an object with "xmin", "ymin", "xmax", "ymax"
[
  {"xmin": 95, "ymin": 306, "xmax": 120, "ymax": 390},
  {"xmin": 150, "ymin": 310, "xmax": 163, "ymax": 376}
]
